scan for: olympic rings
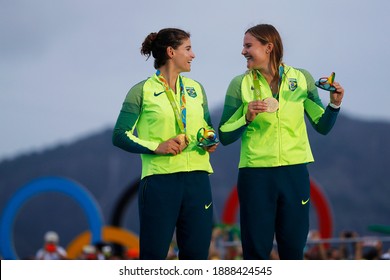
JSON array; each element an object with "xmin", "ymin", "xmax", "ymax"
[
  {"xmin": 0, "ymin": 175, "xmax": 334, "ymax": 259},
  {"xmin": 66, "ymin": 226, "xmax": 139, "ymax": 259},
  {"xmin": 0, "ymin": 176, "xmax": 104, "ymax": 260}
]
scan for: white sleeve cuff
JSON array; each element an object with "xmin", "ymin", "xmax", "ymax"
[{"xmin": 329, "ymin": 102, "xmax": 341, "ymax": 109}]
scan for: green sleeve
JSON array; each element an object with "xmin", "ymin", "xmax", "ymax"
[
  {"xmin": 199, "ymin": 83, "xmax": 213, "ymax": 128},
  {"xmin": 218, "ymin": 74, "xmax": 248, "ymax": 145},
  {"xmin": 112, "ymin": 80, "xmax": 155, "ymax": 154},
  {"xmin": 298, "ymin": 68, "xmax": 340, "ymax": 135}
]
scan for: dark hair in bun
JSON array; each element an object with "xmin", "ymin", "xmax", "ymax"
[{"xmin": 141, "ymin": 28, "xmax": 190, "ymax": 69}]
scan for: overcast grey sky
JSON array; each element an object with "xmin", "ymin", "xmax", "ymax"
[{"xmin": 1, "ymin": 0, "xmax": 389, "ymax": 161}]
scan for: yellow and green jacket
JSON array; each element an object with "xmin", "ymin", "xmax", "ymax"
[
  {"xmin": 218, "ymin": 65, "xmax": 340, "ymax": 168},
  {"xmin": 113, "ymin": 73, "xmax": 214, "ymax": 179}
]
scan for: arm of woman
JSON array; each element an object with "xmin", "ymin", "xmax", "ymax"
[
  {"xmin": 218, "ymin": 75, "xmax": 248, "ymax": 145},
  {"xmin": 299, "ymin": 69, "xmax": 342, "ymax": 135},
  {"xmin": 112, "ymin": 81, "xmax": 158, "ymax": 154},
  {"xmin": 199, "ymin": 84, "xmax": 219, "ymax": 153}
]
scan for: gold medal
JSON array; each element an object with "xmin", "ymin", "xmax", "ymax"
[
  {"xmin": 264, "ymin": 97, "xmax": 279, "ymax": 113},
  {"xmin": 177, "ymin": 133, "xmax": 189, "ymax": 151}
]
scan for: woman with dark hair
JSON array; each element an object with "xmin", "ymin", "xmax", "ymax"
[
  {"xmin": 113, "ymin": 28, "xmax": 218, "ymax": 260},
  {"xmin": 218, "ymin": 24, "xmax": 344, "ymax": 260}
]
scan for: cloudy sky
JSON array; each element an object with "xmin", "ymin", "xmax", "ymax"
[{"xmin": 1, "ymin": 0, "xmax": 389, "ymax": 161}]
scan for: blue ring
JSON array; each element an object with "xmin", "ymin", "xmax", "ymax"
[{"xmin": 0, "ymin": 176, "xmax": 104, "ymax": 259}]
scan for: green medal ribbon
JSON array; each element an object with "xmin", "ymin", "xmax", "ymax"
[
  {"xmin": 252, "ymin": 66, "xmax": 284, "ymax": 100},
  {"xmin": 252, "ymin": 70, "xmax": 264, "ymax": 100},
  {"xmin": 156, "ymin": 70, "xmax": 186, "ymax": 133}
]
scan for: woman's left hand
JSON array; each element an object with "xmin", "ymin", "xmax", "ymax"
[
  {"xmin": 330, "ymin": 82, "xmax": 344, "ymax": 106},
  {"xmin": 204, "ymin": 143, "xmax": 219, "ymax": 153}
]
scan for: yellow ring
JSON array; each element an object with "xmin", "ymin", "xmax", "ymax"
[{"xmin": 66, "ymin": 226, "xmax": 139, "ymax": 259}]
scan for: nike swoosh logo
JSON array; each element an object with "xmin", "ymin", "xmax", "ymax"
[
  {"xmin": 204, "ymin": 202, "xmax": 212, "ymax": 210},
  {"xmin": 154, "ymin": 91, "xmax": 164, "ymax": 97},
  {"xmin": 301, "ymin": 198, "xmax": 310, "ymax": 205}
]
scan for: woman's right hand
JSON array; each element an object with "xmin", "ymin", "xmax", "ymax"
[
  {"xmin": 246, "ymin": 100, "xmax": 268, "ymax": 122},
  {"xmin": 154, "ymin": 136, "xmax": 185, "ymax": 155}
]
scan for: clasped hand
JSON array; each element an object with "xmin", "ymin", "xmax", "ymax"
[
  {"xmin": 246, "ymin": 100, "xmax": 268, "ymax": 122},
  {"xmin": 155, "ymin": 135, "xmax": 218, "ymax": 155}
]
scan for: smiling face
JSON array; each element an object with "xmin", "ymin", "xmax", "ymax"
[
  {"xmin": 241, "ymin": 33, "xmax": 270, "ymax": 70},
  {"xmin": 171, "ymin": 38, "xmax": 195, "ymax": 73}
]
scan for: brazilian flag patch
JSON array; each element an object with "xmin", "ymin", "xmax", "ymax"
[
  {"xmin": 186, "ymin": 87, "xmax": 197, "ymax": 98},
  {"xmin": 288, "ymin": 78, "xmax": 298, "ymax": 91}
]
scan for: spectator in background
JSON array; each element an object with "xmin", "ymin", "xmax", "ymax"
[
  {"xmin": 125, "ymin": 248, "xmax": 140, "ymax": 260},
  {"xmin": 381, "ymin": 249, "xmax": 390, "ymax": 260},
  {"xmin": 209, "ymin": 224, "xmax": 242, "ymax": 260},
  {"xmin": 304, "ymin": 229, "xmax": 327, "ymax": 260},
  {"xmin": 326, "ymin": 247, "xmax": 343, "ymax": 260},
  {"xmin": 35, "ymin": 231, "xmax": 67, "ymax": 260},
  {"xmin": 79, "ymin": 244, "xmax": 98, "ymax": 260},
  {"xmin": 359, "ymin": 238, "xmax": 383, "ymax": 260},
  {"xmin": 95, "ymin": 242, "xmax": 113, "ymax": 260}
]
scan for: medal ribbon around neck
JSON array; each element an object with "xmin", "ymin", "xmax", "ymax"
[
  {"xmin": 252, "ymin": 70, "xmax": 264, "ymax": 100},
  {"xmin": 252, "ymin": 66, "xmax": 284, "ymax": 113},
  {"xmin": 156, "ymin": 70, "xmax": 186, "ymax": 133},
  {"xmin": 252, "ymin": 66, "xmax": 284, "ymax": 100}
]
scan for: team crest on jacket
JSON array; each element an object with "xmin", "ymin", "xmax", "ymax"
[
  {"xmin": 186, "ymin": 87, "xmax": 197, "ymax": 98},
  {"xmin": 288, "ymin": 78, "xmax": 298, "ymax": 91}
]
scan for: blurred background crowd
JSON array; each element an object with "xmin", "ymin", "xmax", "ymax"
[{"xmin": 11, "ymin": 226, "xmax": 390, "ymax": 260}]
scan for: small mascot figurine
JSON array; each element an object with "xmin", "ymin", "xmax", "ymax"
[
  {"xmin": 315, "ymin": 72, "xmax": 336, "ymax": 91},
  {"xmin": 197, "ymin": 127, "xmax": 219, "ymax": 147}
]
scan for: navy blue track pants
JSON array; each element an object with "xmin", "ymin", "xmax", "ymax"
[
  {"xmin": 138, "ymin": 171, "xmax": 213, "ymax": 260},
  {"xmin": 237, "ymin": 164, "xmax": 310, "ymax": 260}
]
